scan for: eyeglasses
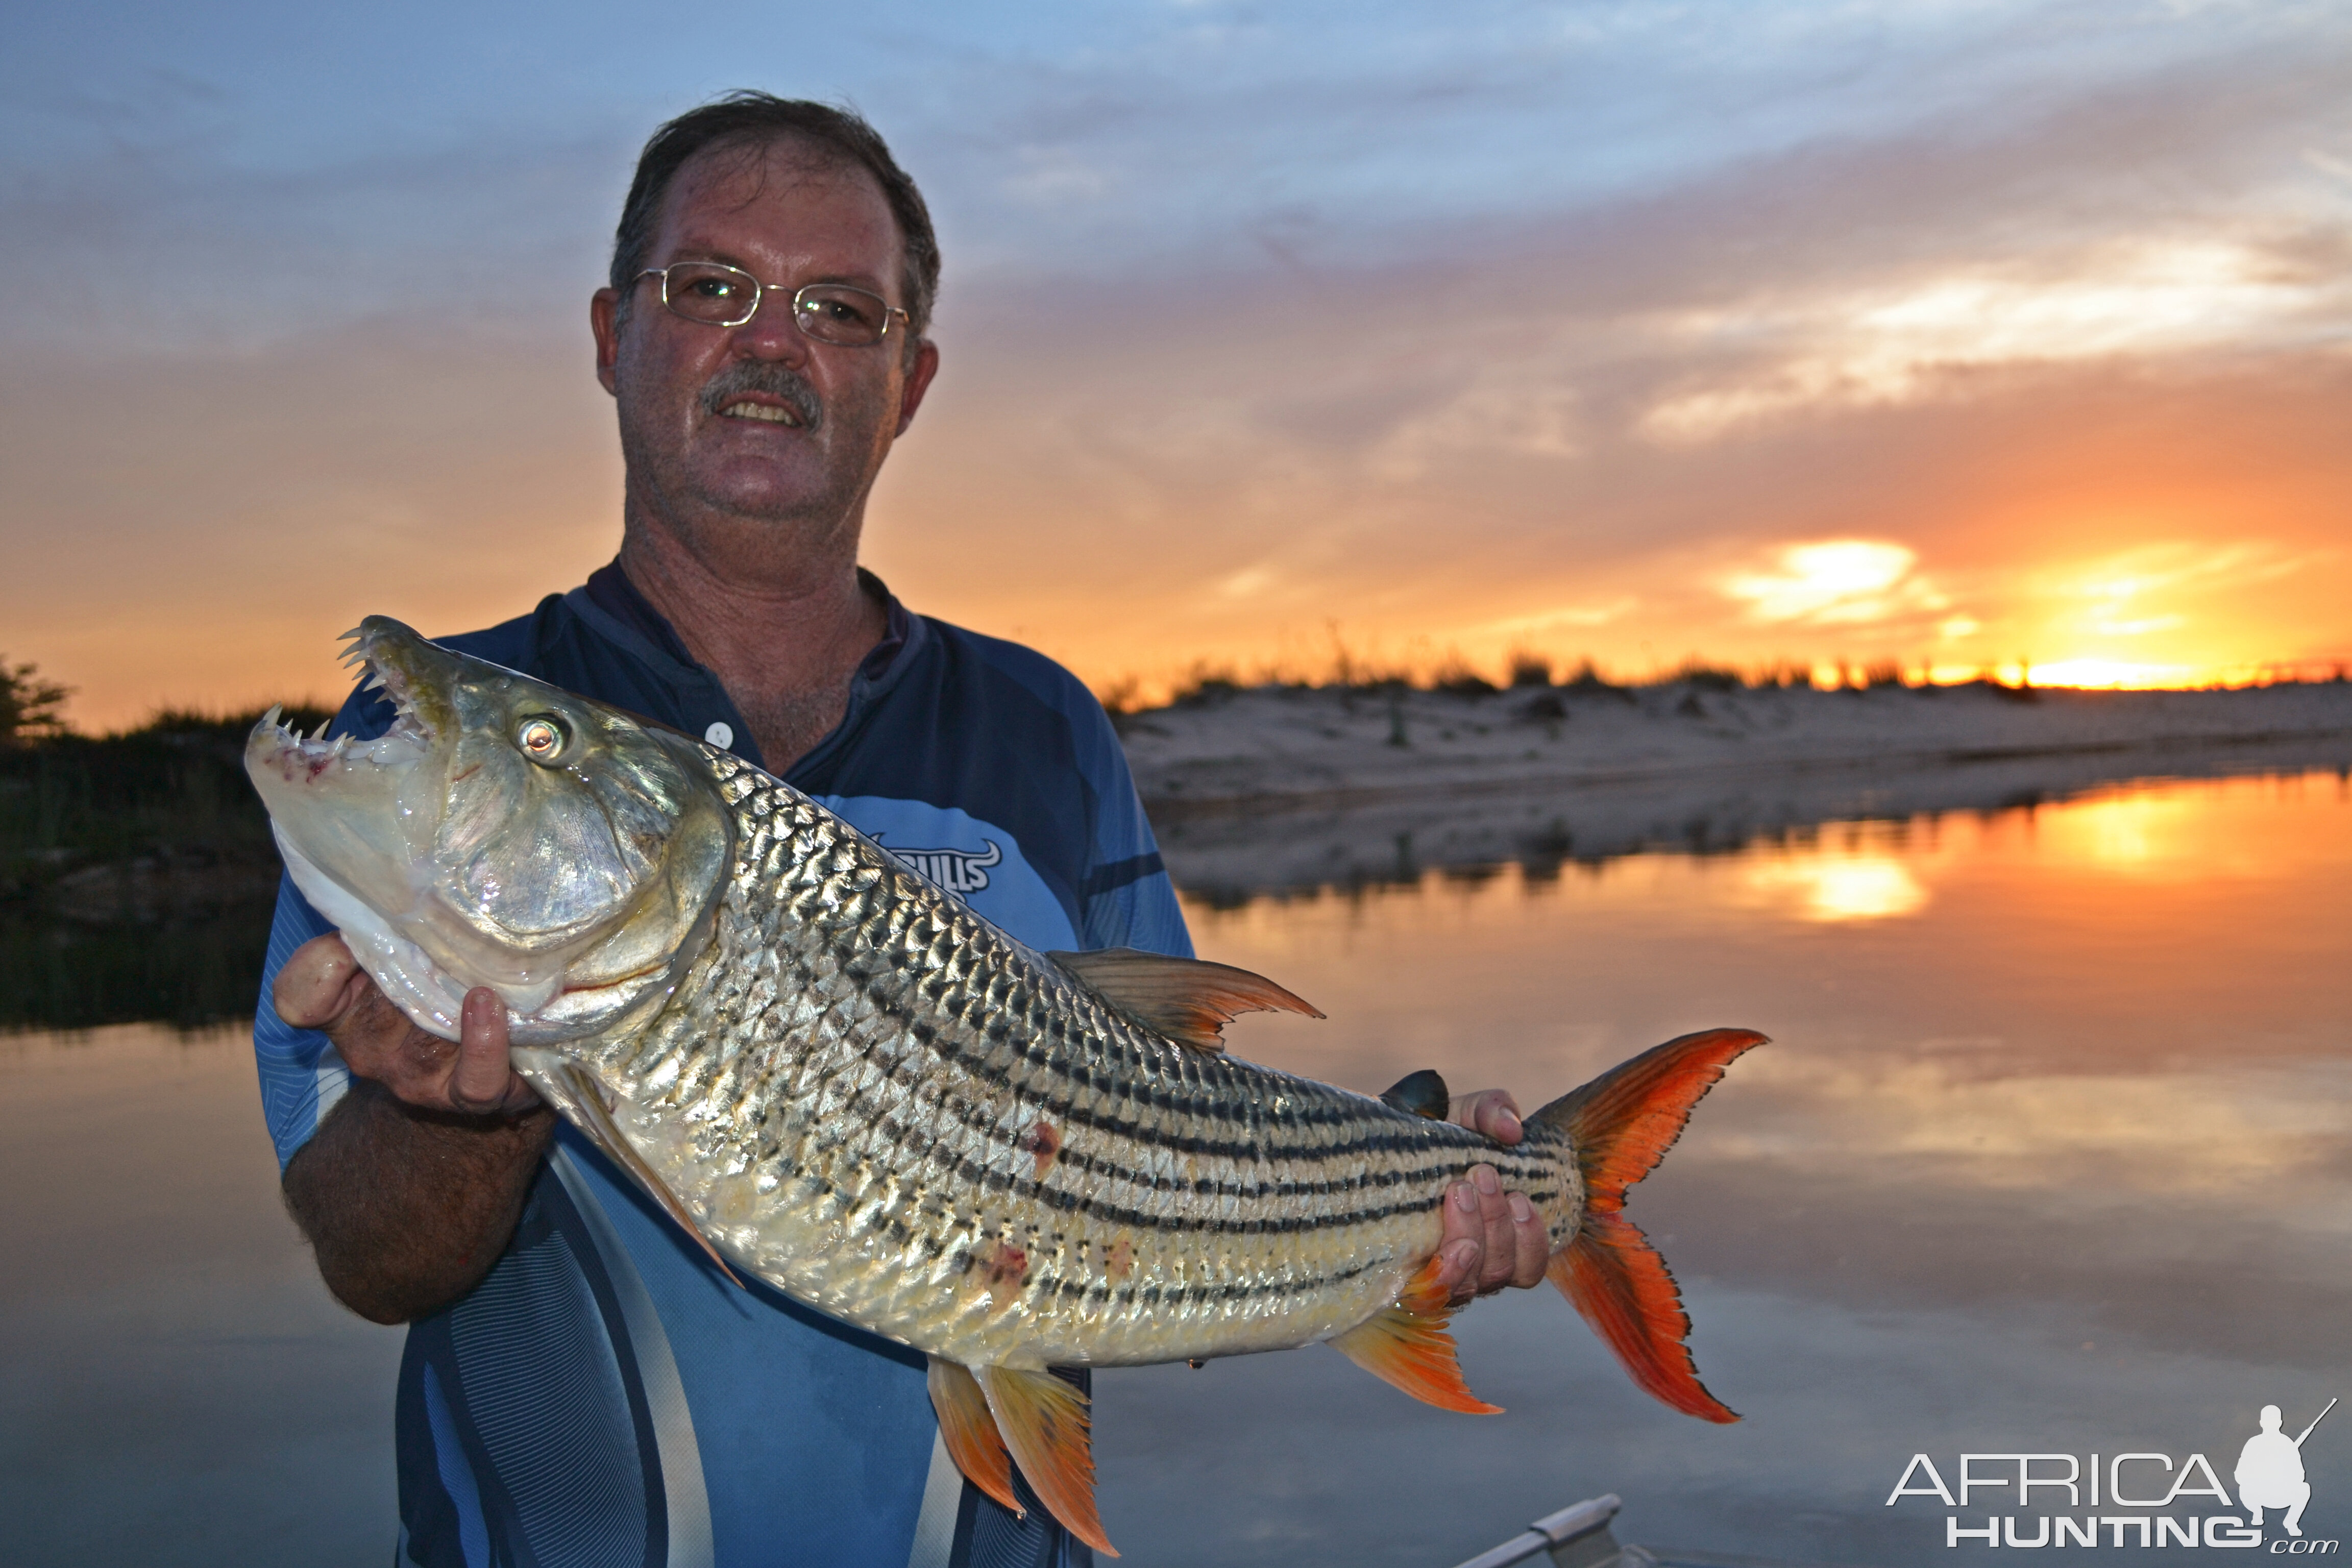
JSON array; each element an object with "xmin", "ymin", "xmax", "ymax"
[{"xmin": 632, "ymin": 262, "xmax": 910, "ymax": 346}]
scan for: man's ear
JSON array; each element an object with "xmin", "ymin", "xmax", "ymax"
[
  {"xmin": 894, "ymin": 338, "xmax": 940, "ymax": 436},
  {"xmin": 591, "ymin": 288, "xmax": 621, "ymax": 397}
]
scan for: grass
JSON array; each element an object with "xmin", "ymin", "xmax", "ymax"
[
  {"xmin": 1107, "ymin": 646, "xmax": 2352, "ymax": 714},
  {"xmin": 1119, "ymin": 646, "xmax": 1952, "ymax": 710}
]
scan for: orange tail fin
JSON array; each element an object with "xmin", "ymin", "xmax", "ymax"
[{"xmin": 1531, "ymin": 1027, "xmax": 1766, "ymax": 1424}]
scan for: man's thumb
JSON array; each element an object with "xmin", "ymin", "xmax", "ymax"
[{"xmin": 272, "ymin": 934, "xmax": 372, "ymax": 1028}]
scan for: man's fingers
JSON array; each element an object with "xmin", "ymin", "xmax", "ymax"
[
  {"xmin": 1438, "ymin": 1181, "xmax": 1485, "ymax": 1305},
  {"xmin": 1506, "ymin": 1191, "xmax": 1551, "ymax": 1289},
  {"xmin": 1469, "ymin": 1164, "xmax": 1519, "ymax": 1293},
  {"xmin": 1450, "ymin": 1088, "xmax": 1524, "ymax": 1145},
  {"xmin": 1436, "ymin": 1170, "xmax": 1549, "ymax": 1302},
  {"xmin": 272, "ymin": 934, "xmax": 373, "ymax": 1028},
  {"xmin": 448, "ymin": 987, "xmax": 519, "ymax": 1115}
]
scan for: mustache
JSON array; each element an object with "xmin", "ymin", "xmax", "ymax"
[{"xmin": 699, "ymin": 361, "xmax": 824, "ymax": 431}]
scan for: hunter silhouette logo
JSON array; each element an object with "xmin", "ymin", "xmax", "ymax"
[{"xmin": 2240, "ymin": 1400, "xmax": 2333, "ymax": 1539}]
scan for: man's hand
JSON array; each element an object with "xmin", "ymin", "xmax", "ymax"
[
  {"xmin": 274, "ymin": 934, "xmax": 540, "ymax": 1115},
  {"xmin": 276, "ymin": 934, "xmax": 554, "ymax": 1324},
  {"xmin": 1431, "ymin": 1088, "xmax": 1551, "ymax": 1306}
]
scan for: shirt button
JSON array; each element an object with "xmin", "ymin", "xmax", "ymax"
[{"xmin": 704, "ymin": 722, "xmax": 734, "ymax": 749}]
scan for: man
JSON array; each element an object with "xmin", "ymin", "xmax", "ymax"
[
  {"xmin": 257, "ymin": 93, "xmax": 1549, "ymax": 1568},
  {"xmin": 2236, "ymin": 1404, "xmax": 2317, "ymax": 1537}
]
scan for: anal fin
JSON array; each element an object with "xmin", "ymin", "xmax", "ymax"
[
  {"xmin": 973, "ymin": 1365, "xmax": 1117, "ymax": 1557},
  {"xmin": 1328, "ymin": 1255, "xmax": 1503, "ymax": 1415},
  {"xmin": 556, "ymin": 1063, "xmax": 744, "ymax": 1290},
  {"xmin": 926, "ymin": 1358, "xmax": 1019, "ymax": 1516}
]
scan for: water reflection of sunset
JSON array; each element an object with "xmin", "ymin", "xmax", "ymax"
[
  {"xmin": 1736, "ymin": 855, "xmax": 1930, "ymax": 923},
  {"xmin": 1166, "ymin": 769, "xmax": 2350, "ymax": 1561}
]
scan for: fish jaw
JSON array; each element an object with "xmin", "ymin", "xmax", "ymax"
[
  {"xmin": 248, "ymin": 687, "xmax": 470, "ymax": 1022},
  {"xmin": 247, "ymin": 617, "xmax": 732, "ymax": 1044}
]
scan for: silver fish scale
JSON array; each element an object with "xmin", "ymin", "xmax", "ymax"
[{"xmin": 579, "ymin": 754, "xmax": 1584, "ymax": 1369}]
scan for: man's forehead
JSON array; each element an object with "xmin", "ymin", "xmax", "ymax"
[{"xmin": 657, "ymin": 136, "xmax": 900, "ymax": 261}]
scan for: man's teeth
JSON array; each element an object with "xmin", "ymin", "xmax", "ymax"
[{"xmin": 722, "ymin": 402, "xmax": 799, "ymax": 425}]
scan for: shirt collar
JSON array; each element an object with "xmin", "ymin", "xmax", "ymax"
[{"xmin": 583, "ymin": 558, "xmax": 912, "ymax": 685}]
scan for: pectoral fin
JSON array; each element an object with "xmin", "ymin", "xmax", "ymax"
[
  {"xmin": 1327, "ymin": 1255, "xmax": 1503, "ymax": 1415},
  {"xmin": 926, "ymin": 1358, "xmax": 1019, "ymax": 1516},
  {"xmin": 556, "ymin": 1063, "xmax": 744, "ymax": 1290},
  {"xmin": 972, "ymin": 1365, "xmax": 1116, "ymax": 1557},
  {"xmin": 1047, "ymin": 946, "xmax": 1323, "ymax": 1053}
]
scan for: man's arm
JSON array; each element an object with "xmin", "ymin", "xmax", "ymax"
[{"xmin": 275, "ymin": 935, "xmax": 554, "ymax": 1325}]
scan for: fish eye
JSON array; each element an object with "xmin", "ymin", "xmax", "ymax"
[{"xmin": 517, "ymin": 715, "xmax": 569, "ymax": 764}]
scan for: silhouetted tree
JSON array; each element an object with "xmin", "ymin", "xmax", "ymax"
[{"xmin": 0, "ymin": 657, "xmax": 70, "ymax": 747}]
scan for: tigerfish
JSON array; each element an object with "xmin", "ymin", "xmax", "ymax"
[{"xmin": 249, "ymin": 617, "xmax": 1765, "ymax": 1556}]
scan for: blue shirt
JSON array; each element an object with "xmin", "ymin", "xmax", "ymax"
[{"xmin": 254, "ymin": 567, "xmax": 1191, "ymax": 1568}]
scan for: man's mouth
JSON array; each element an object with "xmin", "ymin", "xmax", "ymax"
[
  {"xmin": 719, "ymin": 398, "xmax": 803, "ymax": 427},
  {"xmin": 700, "ymin": 363, "xmax": 824, "ymax": 431}
]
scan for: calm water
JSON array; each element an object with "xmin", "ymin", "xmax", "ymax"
[{"xmin": 4, "ymin": 771, "xmax": 2345, "ymax": 1565}]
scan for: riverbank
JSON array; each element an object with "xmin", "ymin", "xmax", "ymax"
[{"xmin": 1120, "ymin": 679, "xmax": 2352, "ymax": 895}]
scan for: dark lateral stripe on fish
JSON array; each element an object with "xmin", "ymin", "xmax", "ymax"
[
  {"xmin": 875, "ymin": 992, "xmax": 1500, "ymax": 1161},
  {"xmin": 835, "ymin": 951, "xmax": 1400, "ymax": 1136},
  {"xmin": 749, "ymin": 1016, "xmax": 1557, "ymax": 1207},
  {"xmin": 838, "ymin": 1185, "xmax": 1396, "ymax": 1311},
  {"xmin": 809, "ymin": 1087, "xmax": 1559, "ymax": 1239},
  {"xmin": 853, "ymin": 1058, "xmax": 1554, "ymax": 1210},
  {"xmin": 1012, "ymin": 1251, "xmax": 1390, "ymax": 1309},
  {"xmin": 717, "ymin": 967, "xmax": 1457, "ymax": 1162},
  {"xmin": 813, "ymin": 1166, "xmax": 1408, "ymax": 1308},
  {"xmin": 673, "ymin": 994, "xmax": 1562, "ymax": 1219}
]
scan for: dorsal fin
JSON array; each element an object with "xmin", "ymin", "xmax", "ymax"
[
  {"xmin": 1378, "ymin": 1068, "xmax": 1450, "ymax": 1120},
  {"xmin": 1047, "ymin": 947, "xmax": 1324, "ymax": 1053}
]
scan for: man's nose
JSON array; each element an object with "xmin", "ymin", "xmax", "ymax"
[{"xmin": 728, "ymin": 296, "xmax": 812, "ymax": 365}]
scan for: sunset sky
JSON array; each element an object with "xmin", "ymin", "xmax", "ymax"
[{"xmin": 4, "ymin": 0, "xmax": 2347, "ymax": 728}]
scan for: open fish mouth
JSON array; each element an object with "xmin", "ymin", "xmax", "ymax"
[{"xmin": 248, "ymin": 618, "xmax": 468, "ymax": 801}]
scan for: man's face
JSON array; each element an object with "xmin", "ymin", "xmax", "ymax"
[{"xmin": 592, "ymin": 139, "xmax": 937, "ymax": 542}]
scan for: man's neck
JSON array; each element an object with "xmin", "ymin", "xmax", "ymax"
[{"xmin": 617, "ymin": 513, "xmax": 888, "ymax": 773}]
